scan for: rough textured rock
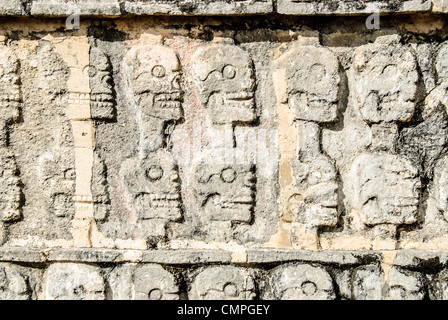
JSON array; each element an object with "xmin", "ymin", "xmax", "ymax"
[
  {"xmin": 2, "ymin": 0, "xmax": 448, "ymax": 300},
  {"xmin": 45, "ymin": 263, "xmax": 105, "ymax": 300},
  {"xmin": 265, "ymin": 264, "xmax": 336, "ymax": 300},
  {"xmin": 189, "ymin": 266, "xmax": 256, "ymax": 300}
]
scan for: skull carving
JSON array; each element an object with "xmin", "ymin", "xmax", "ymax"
[
  {"xmin": 275, "ymin": 44, "xmax": 341, "ymax": 123},
  {"xmin": 189, "ymin": 266, "xmax": 256, "ymax": 300},
  {"xmin": 351, "ymin": 37, "xmax": 418, "ymax": 124},
  {"xmin": 37, "ymin": 43, "xmax": 68, "ymax": 98},
  {"xmin": 45, "ymin": 263, "xmax": 105, "ymax": 300},
  {"xmin": 40, "ymin": 151, "xmax": 75, "ymax": 218},
  {"xmin": 351, "ymin": 265, "xmax": 383, "ymax": 300},
  {"xmin": 134, "ymin": 264, "xmax": 179, "ymax": 300},
  {"xmin": 385, "ymin": 267, "xmax": 425, "ymax": 300},
  {"xmin": 90, "ymin": 47, "xmax": 115, "ymax": 120},
  {"xmin": 192, "ymin": 39, "xmax": 256, "ymax": 126},
  {"xmin": 289, "ymin": 155, "xmax": 338, "ymax": 227},
  {"xmin": 269, "ymin": 264, "xmax": 336, "ymax": 300},
  {"xmin": 0, "ymin": 149, "xmax": 22, "ymax": 223},
  {"xmin": 120, "ymin": 150, "xmax": 182, "ymax": 225},
  {"xmin": 193, "ymin": 163, "xmax": 256, "ymax": 223},
  {"xmin": 350, "ymin": 153, "xmax": 420, "ymax": 227},
  {"xmin": 0, "ymin": 46, "xmax": 21, "ymax": 125},
  {"xmin": 126, "ymin": 44, "xmax": 182, "ymax": 122},
  {"xmin": 0, "ymin": 263, "xmax": 30, "ymax": 300}
]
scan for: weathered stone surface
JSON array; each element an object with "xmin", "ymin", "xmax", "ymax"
[
  {"xmin": 142, "ymin": 249, "xmax": 232, "ymax": 264},
  {"xmin": 0, "ymin": 248, "xmax": 45, "ymax": 263},
  {"xmin": 266, "ymin": 263, "xmax": 336, "ymax": 300},
  {"xmin": 192, "ymin": 38, "xmax": 257, "ymax": 127},
  {"xmin": 0, "ymin": 0, "xmax": 25, "ymax": 15},
  {"xmin": 351, "ymin": 265, "xmax": 383, "ymax": 300},
  {"xmin": 246, "ymin": 249, "xmax": 380, "ymax": 265},
  {"xmin": 0, "ymin": 263, "xmax": 31, "ymax": 300},
  {"xmin": 134, "ymin": 264, "xmax": 179, "ymax": 300},
  {"xmin": 45, "ymin": 263, "xmax": 105, "ymax": 300},
  {"xmin": 277, "ymin": 0, "xmax": 432, "ymax": 15},
  {"xmin": 384, "ymin": 267, "xmax": 425, "ymax": 300},
  {"xmin": 189, "ymin": 266, "xmax": 256, "ymax": 300},
  {"xmin": 124, "ymin": 0, "xmax": 273, "ymax": 15},
  {"xmin": 1, "ymin": 5, "xmax": 448, "ymax": 300},
  {"xmin": 46, "ymin": 248, "xmax": 123, "ymax": 263},
  {"xmin": 349, "ymin": 153, "xmax": 420, "ymax": 227},
  {"xmin": 31, "ymin": 0, "xmax": 121, "ymax": 16},
  {"xmin": 350, "ymin": 35, "xmax": 418, "ymax": 124}
]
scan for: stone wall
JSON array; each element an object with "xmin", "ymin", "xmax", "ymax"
[{"xmin": 2, "ymin": 0, "xmax": 448, "ymax": 300}]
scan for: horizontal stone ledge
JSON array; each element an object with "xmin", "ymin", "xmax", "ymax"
[
  {"xmin": 246, "ymin": 249, "xmax": 382, "ymax": 265},
  {"xmin": 4, "ymin": 248, "xmax": 448, "ymax": 268},
  {"xmin": 276, "ymin": 0, "xmax": 434, "ymax": 15},
  {"xmin": 30, "ymin": 0, "xmax": 122, "ymax": 17},
  {"xmin": 3, "ymin": 0, "xmax": 448, "ymax": 17}
]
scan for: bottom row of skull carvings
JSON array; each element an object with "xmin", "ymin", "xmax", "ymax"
[{"xmin": 1, "ymin": 262, "xmax": 447, "ymax": 300}]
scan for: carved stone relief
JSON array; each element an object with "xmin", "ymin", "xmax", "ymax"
[
  {"xmin": 274, "ymin": 38, "xmax": 341, "ymax": 249},
  {"xmin": 189, "ymin": 266, "xmax": 256, "ymax": 300},
  {"xmin": 267, "ymin": 263, "xmax": 336, "ymax": 300},
  {"xmin": 118, "ymin": 43, "xmax": 184, "ymax": 241},
  {"xmin": 0, "ymin": 42, "xmax": 23, "ymax": 245}
]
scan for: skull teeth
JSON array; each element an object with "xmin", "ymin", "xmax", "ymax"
[
  {"xmin": 225, "ymin": 91, "xmax": 254, "ymax": 101},
  {"xmin": 155, "ymin": 101, "xmax": 182, "ymax": 109},
  {"xmin": 155, "ymin": 93, "xmax": 182, "ymax": 102},
  {"xmin": 214, "ymin": 196, "xmax": 254, "ymax": 209},
  {"xmin": 91, "ymin": 94, "xmax": 114, "ymax": 102}
]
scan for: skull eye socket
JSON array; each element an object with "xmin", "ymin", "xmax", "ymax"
[
  {"xmin": 146, "ymin": 166, "xmax": 164, "ymax": 181},
  {"xmin": 89, "ymin": 65, "xmax": 98, "ymax": 77},
  {"xmin": 221, "ymin": 168, "xmax": 237, "ymax": 183},
  {"xmin": 148, "ymin": 289, "xmax": 163, "ymax": 300},
  {"xmin": 152, "ymin": 65, "xmax": 166, "ymax": 78},
  {"xmin": 222, "ymin": 65, "xmax": 236, "ymax": 79},
  {"xmin": 223, "ymin": 283, "xmax": 238, "ymax": 297}
]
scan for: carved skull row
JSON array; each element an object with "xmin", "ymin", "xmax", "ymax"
[{"xmin": 0, "ymin": 262, "xmax": 437, "ymax": 300}]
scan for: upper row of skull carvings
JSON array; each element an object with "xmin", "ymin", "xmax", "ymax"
[{"xmin": 88, "ymin": 35, "xmax": 440, "ymax": 128}]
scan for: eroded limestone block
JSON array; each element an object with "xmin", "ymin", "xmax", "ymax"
[
  {"xmin": 351, "ymin": 265, "xmax": 383, "ymax": 300},
  {"xmin": 31, "ymin": 0, "xmax": 121, "ymax": 16},
  {"xmin": 0, "ymin": 43, "xmax": 23, "ymax": 244},
  {"xmin": 192, "ymin": 38, "xmax": 257, "ymax": 127},
  {"xmin": 350, "ymin": 153, "xmax": 420, "ymax": 228},
  {"xmin": 112, "ymin": 42, "xmax": 184, "ymax": 241},
  {"xmin": 274, "ymin": 39, "xmax": 341, "ymax": 248},
  {"xmin": 0, "ymin": 149, "xmax": 22, "ymax": 224},
  {"xmin": 277, "ymin": 0, "xmax": 432, "ymax": 15},
  {"xmin": 274, "ymin": 42, "xmax": 341, "ymax": 123},
  {"xmin": 124, "ymin": 0, "xmax": 272, "ymax": 15},
  {"xmin": 433, "ymin": 155, "xmax": 448, "ymax": 222},
  {"xmin": 45, "ymin": 263, "xmax": 105, "ymax": 300},
  {"xmin": 0, "ymin": 0, "xmax": 25, "ymax": 15},
  {"xmin": 384, "ymin": 267, "xmax": 425, "ymax": 300},
  {"xmin": 268, "ymin": 264, "xmax": 336, "ymax": 300},
  {"xmin": 0, "ymin": 263, "xmax": 30, "ymax": 300},
  {"xmin": 91, "ymin": 153, "xmax": 110, "ymax": 222},
  {"xmin": 428, "ymin": 269, "xmax": 448, "ymax": 300},
  {"xmin": 189, "ymin": 266, "xmax": 256, "ymax": 300},
  {"xmin": 126, "ymin": 43, "xmax": 182, "ymax": 127},
  {"xmin": 90, "ymin": 47, "xmax": 115, "ymax": 120},
  {"xmin": 134, "ymin": 264, "xmax": 179, "ymax": 300},
  {"xmin": 120, "ymin": 150, "xmax": 182, "ymax": 237},
  {"xmin": 193, "ymin": 163, "xmax": 256, "ymax": 223},
  {"xmin": 350, "ymin": 35, "xmax": 418, "ymax": 124},
  {"xmin": 0, "ymin": 45, "xmax": 21, "ymax": 128}
]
